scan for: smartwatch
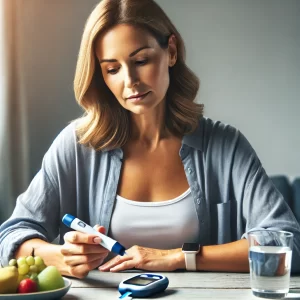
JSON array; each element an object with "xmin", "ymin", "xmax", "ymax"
[{"xmin": 182, "ymin": 243, "xmax": 200, "ymax": 271}]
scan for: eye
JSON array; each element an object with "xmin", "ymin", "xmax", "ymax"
[
  {"xmin": 135, "ymin": 59, "xmax": 148, "ymax": 66},
  {"xmin": 107, "ymin": 68, "xmax": 119, "ymax": 75}
]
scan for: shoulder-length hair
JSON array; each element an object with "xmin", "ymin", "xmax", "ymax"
[{"xmin": 74, "ymin": 0, "xmax": 203, "ymax": 151}]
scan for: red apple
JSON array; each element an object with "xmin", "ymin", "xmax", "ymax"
[{"xmin": 17, "ymin": 278, "xmax": 38, "ymax": 293}]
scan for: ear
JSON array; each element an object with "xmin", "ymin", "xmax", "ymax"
[{"xmin": 168, "ymin": 34, "xmax": 177, "ymax": 67}]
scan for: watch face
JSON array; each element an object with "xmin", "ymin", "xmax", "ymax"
[{"xmin": 182, "ymin": 243, "xmax": 200, "ymax": 252}]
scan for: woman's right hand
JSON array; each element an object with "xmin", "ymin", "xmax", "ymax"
[
  {"xmin": 60, "ymin": 225, "xmax": 109, "ymax": 278},
  {"xmin": 15, "ymin": 226, "xmax": 109, "ymax": 278}
]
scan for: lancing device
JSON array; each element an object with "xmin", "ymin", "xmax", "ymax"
[{"xmin": 62, "ymin": 214, "xmax": 127, "ymax": 256}]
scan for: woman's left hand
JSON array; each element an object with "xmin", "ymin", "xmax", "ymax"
[{"xmin": 98, "ymin": 245, "xmax": 184, "ymax": 272}]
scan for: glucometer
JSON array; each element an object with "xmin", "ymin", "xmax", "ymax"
[
  {"xmin": 118, "ymin": 273, "xmax": 169, "ymax": 299},
  {"xmin": 62, "ymin": 214, "xmax": 127, "ymax": 256}
]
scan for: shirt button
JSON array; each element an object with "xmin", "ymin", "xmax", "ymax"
[
  {"xmin": 187, "ymin": 167, "xmax": 193, "ymax": 174},
  {"xmin": 197, "ymin": 198, "xmax": 201, "ymax": 205}
]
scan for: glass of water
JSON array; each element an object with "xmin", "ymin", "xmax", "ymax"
[{"xmin": 248, "ymin": 230, "xmax": 293, "ymax": 299}]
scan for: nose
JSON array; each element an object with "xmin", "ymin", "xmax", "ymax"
[{"xmin": 123, "ymin": 66, "xmax": 139, "ymax": 88}]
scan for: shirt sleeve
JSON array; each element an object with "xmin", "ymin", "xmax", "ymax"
[
  {"xmin": 232, "ymin": 130, "xmax": 300, "ymax": 273},
  {"xmin": 0, "ymin": 123, "xmax": 77, "ymax": 267}
]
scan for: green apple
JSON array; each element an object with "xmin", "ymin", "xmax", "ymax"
[{"xmin": 37, "ymin": 266, "xmax": 64, "ymax": 291}]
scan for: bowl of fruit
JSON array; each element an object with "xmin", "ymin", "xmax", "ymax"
[{"xmin": 0, "ymin": 256, "xmax": 71, "ymax": 299}]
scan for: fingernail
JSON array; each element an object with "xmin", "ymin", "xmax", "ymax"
[{"xmin": 93, "ymin": 237, "xmax": 101, "ymax": 243}]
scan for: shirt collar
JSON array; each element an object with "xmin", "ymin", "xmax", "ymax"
[{"xmin": 182, "ymin": 117, "xmax": 204, "ymax": 151}]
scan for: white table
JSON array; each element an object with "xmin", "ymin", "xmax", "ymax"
[{"xmin": 63, "ymin": 270, "xmax": 300, "ymax": 299}]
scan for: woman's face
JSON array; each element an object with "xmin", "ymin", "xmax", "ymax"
[{"xmin": 95, "ymin": 24, "xmax": 176, "ymax": 115}]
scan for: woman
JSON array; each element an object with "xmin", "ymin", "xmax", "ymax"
[{"xmin": 0, "ymin": 0, "xmax": 299, "ymax": 278}]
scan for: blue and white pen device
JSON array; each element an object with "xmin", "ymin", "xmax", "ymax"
[{"xmin": 62, "ymin": 214, "xmax": 127, "ymax": 256}]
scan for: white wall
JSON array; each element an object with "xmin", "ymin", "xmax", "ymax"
[
  {"xmin": 17, "ymin": 0, "xmax": 300, "ymax": 179},
  {"xmin": 157, "ymin": 0, "xmax": 300, "ymax": 179}
]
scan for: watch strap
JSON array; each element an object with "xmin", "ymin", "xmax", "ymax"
[{"xmin": 184, "ymin": 252, "xmax": 197, "ymax": 271}]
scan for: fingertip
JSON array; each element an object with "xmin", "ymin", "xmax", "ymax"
[
  {"xmin": 64, "ymin": 231, "xmax": 78, "ymax": 243},
  {"xmin": 93, "ymin": 237, "xmax": 101, "ymax": 244},
  {"xmin": 94, "ymin": 225, "xmax": 106, "ymax": 234}
]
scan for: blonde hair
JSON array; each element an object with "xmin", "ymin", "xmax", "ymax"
[{"xmin": 74, "ymin": 0, "xmax": 203, "ymax": 150}]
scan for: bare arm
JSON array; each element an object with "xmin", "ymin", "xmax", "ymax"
[
  {"xmin": 195, "ymin": 239, "xmax": 249, "ymax": 272},
  {"xmin": 99, "ymin": 239, "xmax": 249, "ymax": 272},
  {"xmin": 15, "ymin": 238, "xmax": 65, "ymax": 273}
]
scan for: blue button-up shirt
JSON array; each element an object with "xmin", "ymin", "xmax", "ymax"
[{"xmin": 1, "ymin": 117, "xmax": 299, "ymax": 272}]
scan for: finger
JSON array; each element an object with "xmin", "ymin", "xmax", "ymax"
[
  {"xmin": 67, "ymin": 257, "xmax": 105, "ymax": 279},
  {"xmin": 64, "ymin": 252, "xmax": 108, "ymax": 267},
  {"xmin": 94, "ymin": 224, "xmax": 106, "ymax": 235},
  {"xmin": 110, "ymin": 260, "xmax": 135, "ymax": 272},
  {"xmin": 99, "ymin": 255, "xmax": 132, "ymax": 271},
  {"xmin": 61, "ymin": 243, "xmax": 109, "ymax": 255},
  {"xmin": 63, "ymin": 230, "xmax": 104, "ymax": 245}
]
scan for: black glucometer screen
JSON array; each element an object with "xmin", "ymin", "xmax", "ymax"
[{"xmin": 124, "ymin": 276, "xmax": 159, "ymax": 286}]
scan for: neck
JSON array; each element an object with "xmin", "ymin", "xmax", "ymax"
[{"xmin": 129, "ymin": 101, "xmax": 169, "ymax": 150}]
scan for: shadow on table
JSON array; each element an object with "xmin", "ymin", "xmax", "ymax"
[
  {"xmin": 62, "ymin": 294, "xmax": 81, "ymax": 299},
  {"xmin": 82, "ymin": 276, "xmax": 116, "ymax": 287}
]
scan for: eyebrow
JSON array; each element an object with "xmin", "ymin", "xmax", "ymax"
[{"xmin": 99, "ymin": 46, "xmax": 152, "ymax": 64}]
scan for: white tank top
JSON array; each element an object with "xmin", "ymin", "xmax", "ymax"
[{"xmin": 108, "ymin": 188, "xmax": 199, "ymax": 250}]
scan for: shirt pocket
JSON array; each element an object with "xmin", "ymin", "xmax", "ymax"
[{"xmin": 211, "ymin": 201, "xmax": 231, "ymax": 244}]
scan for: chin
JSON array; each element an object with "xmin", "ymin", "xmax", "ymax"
[
  {"xmin": 128, "ymin": 106, "xmax": 150, "ymax": 115},
  {"xmin": 123, "ymin": 101, "xmax": 152, "ymax": 114},
  {"xmin": 127, "ymin": 99, "xmax": 165, "ymax": 115}
]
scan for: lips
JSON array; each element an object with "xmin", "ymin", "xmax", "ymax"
[{"xmin": 126, "ymin": 91, "xmax": 150, "ymax": 100}]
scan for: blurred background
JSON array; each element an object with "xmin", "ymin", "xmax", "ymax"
[{"xmin": 0, "ymin": 0, "xmax": 299, "ymax": 222}]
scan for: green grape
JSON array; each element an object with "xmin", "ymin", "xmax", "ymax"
[
  {"xmin": 26, "ymin": 255, "xmax": 35, "ymax": 266},
  {"xmin": 38, "ymin": 263, "xmax": 47, "ymax": 273},
  {"xmin": 17, "ymin": 256, "xmax": 27, "ymax": 267},
  {"xmin": 18, "ymin": 263, "xmax": 30, "ymax": 275},
  {"xmin": 8, "ymin": 259, "xmax": 17, "ymax": 266},
  {"xmin": 34, "ymin": 256, "xmax": 44, "ymax": 266},
  {"xmin": 29, "ymin": 265, "xmax": 38, "ymax": 273}
]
